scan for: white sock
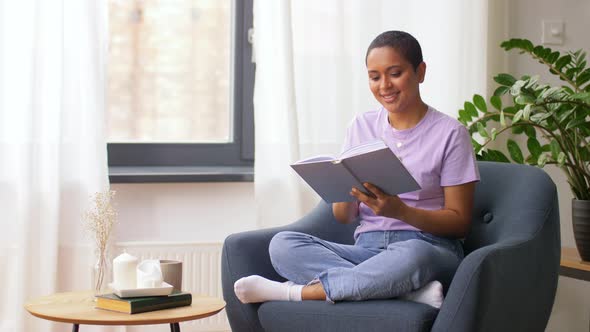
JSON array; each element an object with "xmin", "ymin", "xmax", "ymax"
[
  {"xmin": 234, "ymin": 275, "xmax": 303, "ymax": 303},
  {"xmin": 401, "ymin": 280, "xmax": 444, "ymax": 309}
]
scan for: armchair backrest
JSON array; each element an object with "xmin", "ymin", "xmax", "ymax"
[{"xmin": 463, "ymin": 161, "xmax": 560, "ymax": 254}]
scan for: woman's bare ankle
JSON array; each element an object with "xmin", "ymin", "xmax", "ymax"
[{"xmin": 301, "ymin": 282, "xmax": 327, "ymax": 300}]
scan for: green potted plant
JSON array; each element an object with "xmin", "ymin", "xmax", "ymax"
[{"xmin": 458, "ymin": 38, "xmax": 590, "ymax": 260}]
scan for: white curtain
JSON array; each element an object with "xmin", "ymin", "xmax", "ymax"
[
  {"xmin": 254, "ymin": 0, "xmax": 495, "ymax": 228},
  {"xmin": 0, "ymin": 1, "xmax": 108, "ymax": 331}
]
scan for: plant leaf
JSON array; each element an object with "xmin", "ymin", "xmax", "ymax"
[
  {"xmin": 541, "ymin": 86, "xmax": 561, "ymax": 99},
  {"xmin": 473, "ymin": 95, "xmax": 487, "ymax": 112},
  {"xmin": 566, "ymin": 118, "xmax": 588, "ymax": 130},
  {"xmin": 486, "ymin": 149, "xmax": 511, "ymax": 163},
  {"xmin": 494, "ymin": 73, "xmax": 517, "ymax": 86},
  {"xmin": 550, "ymin": 139, "xmax": 560, "ymax": 159},
  {"xmin": 477, "ymin": 122, "xmax": 489, "ymax": 138},
  {"xmin": 513, "ymin": 109, "xmax": 524, "ymax": 123},
  {"xmin": 566, "ymin": 67, "xmax": 579, "ymax": 80},
  {"xmin": 464, "ymin": 102, "xmax": 479, "ymax": 117},
  {"xmin": 525, "ymin": 154, "xmax": 537, "ymax": 164},
  {"xmin": 471, "ymin": 138, "xmax": 483, "ymax": 153},
  {"xmin": 562, "ymin": 85, "xmax": 575, "ymax": 94},
  {"xmin": 515, "ymin": 94, "xmax": 535, "ymax": 105},
  {"xmin": 501, "ymin": 38, "xmax": 534, "ymax": 52},
  {"xmin": 555, "ymin": 55, "xmax": 572, "ymax": 71},
  {"xmin": 530, "ymin": 112, "xmax": 553, "ymax": 123},
  {"xmin": 494, "ymin": 86, "xmax": 510, "ymax": 96},
  {"xmin": 576, "ymin": 69, "xmax": 590, "ymax": 87},
  {"xmin": 490, "ymin": 95, "xmax": 502, "ymax": 110},
  {"xmin": 538, "ymin": 153, "xmax": 548, "ymax": 167},
  {"xmin": 570, "ymin": 92, "xmax": 590, "ymax": 102},
  {"xmin": 548, "ymin": 51, "xmax": 560, "ymax": 63},
  {"xmin": 524, "ymin": 126, "xmax": 536, "ymax": 138},
  {"xmin": 579, "ymin": 147, "xmax": 590, "ymax": 162},
  {"xmin": 557, "ymin": 152, "xmax": 566, "ymax": 166},
  {"xmin": 558, "ymin": 107, "xmax": 576, "ymax": 123},
  {"xmin": 512, "ymin": 125, "xmax": 525, "ymax": 134},
  {"xmin": 507, "ymin": 139, "xmax": 524, "ymax": 163},
  {"xmin": 503, "ymin": 106, "xmax": 517, "ymax": 114},
  {"xmin": 527, "ymin": 137, "xmax": 543, "ymax": 158},
  {"xmin": 522, "ymin": 39, "xmax": 534, "ymax": 51},
  {"xmin": 522, "ymin": 104, "xmax": 532, "ymax": 120},
  {"xmin": 511, "ymin": 80, "xmax": 526, "ymax": 96},
  {"xmin": 525, "ymin": 75, "xmax": 540, "ymax": 88},
  {"xmin": 500, "ymin": 110, "xmax": 506, "ymax": 127},
  {"xmin": 458, "ymin": 109, "xmax": 470, "ymax": 124}
]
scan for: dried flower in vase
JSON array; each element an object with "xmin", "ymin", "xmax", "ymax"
[{"xmin": 83, "ymin": 190, "xmax": 117, "ymax": 295}]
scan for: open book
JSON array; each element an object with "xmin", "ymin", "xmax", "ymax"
[{"xmin": 291, "ymin": 140, "xmax": 421, "ymax": 203}]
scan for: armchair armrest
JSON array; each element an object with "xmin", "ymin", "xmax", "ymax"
[{"xmin": 432, "ymin": 200, "xmax": 560, "ymax": 332}]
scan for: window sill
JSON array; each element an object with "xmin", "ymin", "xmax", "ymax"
[{"xmin": 108, "ymin": 166, "xmax": 254, "ymax": 183}]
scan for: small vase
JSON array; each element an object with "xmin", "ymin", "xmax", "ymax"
[{"xmin": 92, "ymin": 248, "xmax": 112, "ymax": 297}]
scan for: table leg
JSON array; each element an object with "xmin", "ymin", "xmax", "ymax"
[
  {"xmin": 170, "ymin": 322, "xmax": 181, "ymax": 332},
  {"xmin": 72, "ymin": 324, "xmax": 79, "ymax": 332}
]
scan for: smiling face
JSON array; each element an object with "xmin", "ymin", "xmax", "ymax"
[{"xmin": 366, "ymin": 46, "xmax": 426, "ymax": 115}]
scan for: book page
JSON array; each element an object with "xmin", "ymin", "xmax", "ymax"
[
  {"xmin": 292, "ymin": 155, "xmax": 336, "ymax": 164},
  {"xmin": 342, "ymin": 147, "xmax": 420, "ymax": 196},
  {"xmin": 339, "ymin": 139, "xmax": 387, "ymax": 159}
]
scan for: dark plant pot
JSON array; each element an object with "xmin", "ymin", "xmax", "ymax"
[{"xmin": 572, "ymin": 199, "xmax": 590, "ymax": 261}]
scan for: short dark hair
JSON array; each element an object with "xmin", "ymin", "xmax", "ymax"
[{"xmin": 365, "ymin": 31, "xmax": 423, "ymax": 70}]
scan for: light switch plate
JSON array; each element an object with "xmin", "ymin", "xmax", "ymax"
[{"xmin": 542, "ymin": 20, "xmax": 564, "ymax": 45}]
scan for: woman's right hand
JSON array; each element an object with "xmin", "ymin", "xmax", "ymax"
[{"xmin": 332, "ymin": 201, "xmax": 360, "ymax": 224}]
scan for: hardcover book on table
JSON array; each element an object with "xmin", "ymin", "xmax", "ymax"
[
  {"xmin": 95, "ymin": 290, "xmax": 192, "ymax": 314},
  {"xmin": 291, "ymin": 140, "xmax": 420, "ymax": 203}
]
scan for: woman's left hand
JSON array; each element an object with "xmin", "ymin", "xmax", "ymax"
[{"xmin": 350, "ymin": 182, "xmax": 407, "ymax": 219}]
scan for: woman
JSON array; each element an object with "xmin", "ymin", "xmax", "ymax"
[{"xmin": 234, "ymin": 30, "xmax": 479, "ymax": 308}]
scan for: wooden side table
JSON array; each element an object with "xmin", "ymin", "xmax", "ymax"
[
  {"xmin": 560, "ymin": 247, "xmax": 590, "ymax": 281},
  {"xmin": 24, "ymin": 291, "xmax": 225, "ymax": 332}
]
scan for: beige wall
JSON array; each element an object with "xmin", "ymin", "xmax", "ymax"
[{"xmin": 505, "ymin": 0, "xmax": 590, "ymax": 330}]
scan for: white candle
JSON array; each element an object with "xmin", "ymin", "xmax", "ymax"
[{"xmin": 113, "ymin": 252, "xmax": 138, "ymax": 289}]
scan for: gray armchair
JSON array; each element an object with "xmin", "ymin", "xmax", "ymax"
[{"xmin": 221, "ymin": 161, "xmax": 560, "ymax": 332}]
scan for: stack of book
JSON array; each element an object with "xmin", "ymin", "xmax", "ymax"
[{"xmin": 95, "ymin": 290, "xmax": 192, "ymax": 314}]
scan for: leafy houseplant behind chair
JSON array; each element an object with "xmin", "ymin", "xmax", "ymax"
[{"xmin": 458, "ymin": 38, "xmax": 590, "ymax": 260}]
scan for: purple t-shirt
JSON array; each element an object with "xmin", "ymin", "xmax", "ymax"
[{"xmin": 341, "ymin": 106, "xmax": 480, "ymax": 238}]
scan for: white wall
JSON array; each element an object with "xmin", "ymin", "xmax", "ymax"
[
  {"xmin": 506, "ymin": 1, "xmax": 590, "ymax": 331},
  {"xmin": 110, "ymin": 182, "xmax": 258, "ymax": 243}
]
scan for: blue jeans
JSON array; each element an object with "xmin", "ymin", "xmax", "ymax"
[{"xmin": 269, "ymin": 230, "xmax": 464, "ymax": 302}]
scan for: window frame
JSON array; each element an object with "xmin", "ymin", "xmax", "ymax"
[{"xmin": 107, "ymin": 0, "xmax": 254, "ymax": 183}]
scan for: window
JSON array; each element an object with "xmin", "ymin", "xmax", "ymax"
[{"xmin": 107, "ymin": 0, "xmax": 254, "ymax": 183}]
